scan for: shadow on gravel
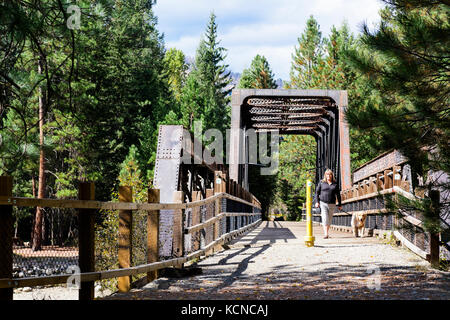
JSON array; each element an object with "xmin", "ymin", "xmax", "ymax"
[
  {"xmin": 242, "ymin": 222, "xmax": 297, "ymax": 245},
  {"xmin": 102, "ymin": 259, "xmax": 450, "ymax": 300},
  {"xmin": 208, "ymin": 244, "xmax": 272, "ymax": 293},
  {"xmin": 244, "ymin": 262, "xmax": 450, "ymax": 300},
  {"xmin": 101, "ymin": 221, "xmax": 450, "ymax": 300}
]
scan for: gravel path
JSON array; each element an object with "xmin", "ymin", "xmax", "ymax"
[
  {"xmin": 13, "ymin": 285, "xmax": 112, "ymax": 300},
  {"xmin": 103, "ymin": 221, "xmax": 450, "ymax": 300}
]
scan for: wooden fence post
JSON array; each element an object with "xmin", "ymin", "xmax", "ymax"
[
  {"xmin": 224, "ymin": 170, "xmax": 230, "ymax": 194},
  {"xmin": 192, "ymin": 191, "xmax": 201, "ymax": 251},
  {"xmin": 147, "ymin": 189, "xmax": 160, "ymax": 282},
  {"xmin": 383, "ymin": 170, "xmax": 390, "ymax": 189},
  {"xmin": 0, "ymin": 176, "xmax": 13, "ymax": 300},
  {"xmin": 393, "ymin": 166, "xmax": 402, "ymax": 187},
  {"xmin": 376, "ymin": 173, "xmax": 383, "ymax": 191},
  {"xmin": 214, "ymin": 171, "xmax": 222, "ymax": 195},
  {"xmin": 220, "ymin": 172, "xmax": 226, "ymax": 193},
  {"xmin": 172, "ymin": 191, "xmax": 184, "ymax": 266},
  {"xmin": 118, "ymin": 186, "xmax": 133, "ymax": 293},
  {"xmin": 213, "ymin": 171, "xmax": 223, "ymax": 251},
  {"xmin": 205, "ymin": 189, "xmax": 214, "ymax": 257},
  {"xmin": 214, "ymin": 195, "xmax": 221, "ymax": 252},
  {"xmin": 78, "ymin": 182, "xmax": 95, "ymax": 300},
  {"xmin": 429, "ymin": 190, "xmax": 440, "ymax": 268}
]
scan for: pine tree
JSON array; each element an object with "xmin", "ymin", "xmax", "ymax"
[
  {"xmin": 280, "ymin": 17, "xmax": 380, "ymax": 218},
  {"xmin": 321, "ymin": 23, "xmax": 355, "ymax": 89},
  {"xmin": 73, "ymin": 0, "xmax": 174, "ymax": 199},
  {"xmin": 180, "ymin": 73, "xmax": 205, "ymax": 130},
  {"xmin": 238, "ymin": 55, "xmax": 277, "ymax": 89},
  {"xmin": 164, "ymin": 48, "xmax": 188, "ymax": 102},
  {"xmin": 0, "ymin": 0, "xmax": 175, "ymax": 247},
  {"xmin": 344, "ymin": 0, "xmax": 450, "ymax": 233},
  {"xmin": 287, "ymin": 15, "xmax": 325, "ymax": 89},
  {"xmin": 188, "ymin": 12, "xmax": 232, "ymax": 134}
]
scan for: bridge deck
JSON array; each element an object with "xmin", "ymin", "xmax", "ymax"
[{"xmin": 105, "ymin": 221, "xmax": 450, "ymax": 300}]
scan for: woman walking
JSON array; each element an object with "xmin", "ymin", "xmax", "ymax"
[{"xmin": 315, "ymin": 169, "xmax": 342, "ymax": 239}]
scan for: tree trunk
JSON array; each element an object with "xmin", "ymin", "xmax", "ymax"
[
  {"xmin": 32, "ymin": 59, "xmax": 46, "ymax": 251},
  {"xmin": 30, "ymin": 175, "xmax": 36, "ymax": 247}
]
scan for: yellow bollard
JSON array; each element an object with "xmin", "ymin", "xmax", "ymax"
[{"xmin": 304, "ymin": 179, "xmax": 315, "ymax": 247}]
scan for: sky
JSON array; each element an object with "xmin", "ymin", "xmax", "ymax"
[{"xmin": 153, "ymin": 0, "xmax": 385, "ymax": 81}]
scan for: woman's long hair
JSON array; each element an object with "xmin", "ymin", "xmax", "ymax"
[{"xmin": 322, "ymin": 169, "xmax": 336, "ymax": 183}]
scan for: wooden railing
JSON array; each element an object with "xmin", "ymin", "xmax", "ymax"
[
  {"xmin": 0, "ymin": 175, "xmax": 262, "ymax": 300},
  {"xmin": 303, "ymin": 151, "xmax": 442, "ymax": 266}
]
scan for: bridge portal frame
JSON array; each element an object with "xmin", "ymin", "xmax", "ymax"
[{"xmin": 229, "ymin": 89, "xmax": 351, "ymax": 191}]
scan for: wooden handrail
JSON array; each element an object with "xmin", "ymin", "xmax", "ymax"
[
  {"xmin": 340, "ymin": 186, "xmax": 421, "ymax": 205},
  {"xmin": 184, "ymin": 212, "xmax": 261, "ymax": 234},
  {"xmin": 0, "ymin": 192, "xmax": 261, "ymax": 212},
  {"xmin": 341, "ymin": 188, "xmax": 394, "ymax": 204},
  {"xmin": 0, "ymin": 219, "xmax": 262, "ymax": 289},
  {"xmin": 322, "ymin": 186, "xmax": 424, "ymax": 227}
]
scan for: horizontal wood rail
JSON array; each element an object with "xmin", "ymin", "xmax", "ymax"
[
  {"xmin": 313, "ymin": 181, "xmax": 439, "ymax": 266},
  {"xmin": 341, "ymin": 187, "xmax": 394, "ymax": 205},
  {"xmin": 184, "ymin": 212, "xmax": 261, "ymax": 234},
  {"xmin": 338, "ymin": 186, "xmax": 424, "ymax": 227},
  {"xmin": 393, "ymin": 230, "xmax": 430, "ymax": 260},
  {"xmin": 0, "ymin": 192, "xmax": 261, "ymax": 211},
  {"xmin": 0, "ymin": 219, "xmax": 262, "ymax": 289},
  {"xmin": 0, "ymin": 173, "xmax": 262, "ymax": 296}
]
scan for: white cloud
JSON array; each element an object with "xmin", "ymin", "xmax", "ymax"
[
  {"xmin": 221, "ymin": 23, "xmax": 301, "ymax": 47},
  {"xmin": 154, "ymin": 0, "xmax": 384, "ymax": 80},
  {"xmin": 225, "ymin": 45, "xmax": 295, "ymax": 81},
  {"xmin": 165, "ymin": 35, "xmax": 199, "ymax": 57}
]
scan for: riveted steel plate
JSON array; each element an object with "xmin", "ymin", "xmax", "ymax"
[
  {"xmin": 153, "ymin": 125, "xmax": 183, "ymax": 203},
  {"xmin": 153, "ymin": 125, "xmax": 184, "ymax": 257}
]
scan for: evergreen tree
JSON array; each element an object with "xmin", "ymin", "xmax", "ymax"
[
  {"xmin": 322, "ymin": 22, "xmax": 382, "ymax": 169},
  {"xmin": 344, "ymin": 0, "xmax": 450, "ymax": 233},
  {"xmin": 0, "ymin": 0, "xmax": 174, "ymax": 247},
  {"xmin": 238, "ymin": 55, "xmax": 277, "ymax": 89},
  {"xmin": 321, "ymin": 23, "xmax": 355, "ymax": 89},
  {"xmin": 0, "ymin": 0, "xmax": 77, "ymax": 250},
  {"xmin": 180, "ymin": 73, "xmax": 205, "ymax": 130},
  {"xmin": 287, "ymin": 15, "xmax": 325, "ymax": 89},
  {"xmin": 73, "ymin": 0, "xmax": 174, "ymax": 199},
  {"xmin": 164, "ymin": 48, "xmax": 188, "ymax": 102},
  {"xmin": 186, "ymin": 12, "xmax": 232, "ymax": 134}
]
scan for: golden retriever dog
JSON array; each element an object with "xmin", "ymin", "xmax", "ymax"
[{"xmin": 351, "ymin": 212, "xmax": 367, "ymax": 237}]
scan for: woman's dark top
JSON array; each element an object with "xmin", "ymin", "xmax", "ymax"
[{"xmin": 315, "ymin": 181, "xmax": 342, "ymax": 206}]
